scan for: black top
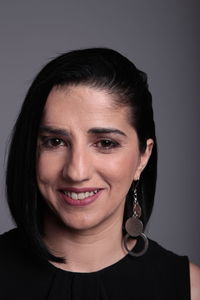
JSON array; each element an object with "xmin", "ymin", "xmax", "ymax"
[{"xmin": 0, "ymin": 228, "xmax": 190, "ymax": 300}]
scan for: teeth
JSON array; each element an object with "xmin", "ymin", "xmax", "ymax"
[{"xmin": 64, "ymin": 190, "xmax": 99, "ymax": 200}]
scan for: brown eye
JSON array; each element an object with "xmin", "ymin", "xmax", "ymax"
[
  {"xmin": 49, "ymin": 138, "xmax": 64, "ymax": 147},
  {"xmin": 41, "ymin": 137, "xmax": 65, "ymax": 148},
  {"xmin": 95, "ymin": 139, "xmax": 120, "ymax": 149}
]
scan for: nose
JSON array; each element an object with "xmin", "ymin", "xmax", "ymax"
[{"xmin": 62, "ymin": 146, "xmax": 92, "ymax": 183}]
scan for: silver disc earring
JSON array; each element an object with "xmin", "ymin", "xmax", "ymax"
[{"xmin": 124, "ymin": 182, "xmax": 149, "ymax": 257}]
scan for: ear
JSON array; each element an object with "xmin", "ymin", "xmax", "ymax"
[{"xmin": 134, "ymin": 139, "xmax": 154, "ymax": 180}]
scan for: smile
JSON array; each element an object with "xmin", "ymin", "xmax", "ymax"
[
  {"xmin": 60, "ymin": 188, "xmax": 102, "ymax": 207},
  {"xmin": 63, "ymin": 190, "xmax": 99, "ymax": 200}
]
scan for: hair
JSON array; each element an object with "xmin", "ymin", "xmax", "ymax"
[{"xmin": 6, "ymin": 48, "xmax": 157, "ymax": 262}]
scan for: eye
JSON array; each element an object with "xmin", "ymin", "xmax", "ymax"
[
  {"xmin": 94, "ymin": 139, "xmax": 120, "ymax": 150},
  {"xmin": 40, "ymin": 137, "xmax": 66, "ymax": 149}
]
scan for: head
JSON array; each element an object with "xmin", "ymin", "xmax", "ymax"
[{"xmin": 6, "ymin": 48, "xmax": 157, "ymax": 262}]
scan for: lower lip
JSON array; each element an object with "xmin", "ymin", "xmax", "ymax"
[{"xmin": 60, "ymin": 190, "xmax": 103, "ymax": 207}]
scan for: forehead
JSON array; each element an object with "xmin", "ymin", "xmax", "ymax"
[{"xmin": 42, "ymin": 85, "xmax": 132, "ymax": 126}]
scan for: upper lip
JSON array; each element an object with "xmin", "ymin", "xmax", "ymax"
[{"xmin": 59, "ymin": 187, "xmax": 102, "ymax": 193}]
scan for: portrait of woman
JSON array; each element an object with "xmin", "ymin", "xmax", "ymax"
[{"xmin": 0, "ymin": 48, "xmax": 199, "ymax": 299}]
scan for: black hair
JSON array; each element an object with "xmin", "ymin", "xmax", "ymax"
[{"xmin": 6, "ymin": 48, "xmax": 157, "ymax": 262}]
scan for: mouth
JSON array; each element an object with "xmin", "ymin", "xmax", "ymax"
[
  {"xmin": 59, "ymin": 188, "xmax": 103, "ymax": 206},
  {"xmin": 63, "ymin": 189, "xmax": 99, "ymax": 200}
]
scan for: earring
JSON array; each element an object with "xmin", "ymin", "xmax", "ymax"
[{"xmin": 124, "ymin": 181, "xmax": 149, "ymax": 257}]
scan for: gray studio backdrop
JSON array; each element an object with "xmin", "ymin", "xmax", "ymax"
[{"xmin": 0, "ymin": 1, "xmax": 199, "ymax": 264}]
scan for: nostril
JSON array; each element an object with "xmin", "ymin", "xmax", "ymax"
[
  {"xmin": 61, "ymin": 148, "xmax": 93, "ymax": 183},
  {"xmin": 62, "ymin": 163, "xmax": 92, "ymax": 182}
]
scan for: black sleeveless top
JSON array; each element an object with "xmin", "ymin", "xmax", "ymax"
[{"xmin": 0, "ymin": 229, "xmax": 190, "ymax": 299}]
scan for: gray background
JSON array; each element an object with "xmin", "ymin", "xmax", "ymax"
[{"xmin": 0, "ymin": 0, "xmax": 199, "ymax": 264}]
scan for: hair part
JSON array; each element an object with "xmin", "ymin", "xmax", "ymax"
[{"xmin": 6, "ymin": 48, "xmax": 157, "ymax": 263}]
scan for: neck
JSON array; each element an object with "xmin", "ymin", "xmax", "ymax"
[{"xmin": 43, "ymin": 211, "xmax": 131, "ymax": 273}]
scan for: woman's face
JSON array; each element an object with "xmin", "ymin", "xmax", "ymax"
[{"xmin": 36, "ymin": 85, "xmax": 152, "ymax": 232}]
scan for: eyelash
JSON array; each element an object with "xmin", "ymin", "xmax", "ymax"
[
  {"xmin": 40, "ymin": 137, "xmax": 66, "ymax": 149},
  {"xmin": 39, "ymin": 137, "xmax": 120, "ymax": 151},
  {"xmin": 94, "ymin": 139, "xmax": 120, "ymax": 150}
]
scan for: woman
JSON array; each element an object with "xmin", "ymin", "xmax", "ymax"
[{"xmin": 0, "ymin": 48, "xmax": 199, "ymax": 299}]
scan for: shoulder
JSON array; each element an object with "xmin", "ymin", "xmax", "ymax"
[
  {"xmin": 0, "ymin": 227, "xmax": 26, "ymax": 254},
  {"xmin": 190, "ymin": 263, "xmax": 200, "ymax": 300},
  {"xmin": 0, "ymin": 228, "xmax": 28, "ymax": 267},
  {"xmin": 147, "ymin": 239, "xmax": 190, "ymax": 296},
  {"xmin": 0, "ymin": 227, "xmax": 19, "ymax": 241},
  {"xmin": 0, "ymin": 227, "xmax": 19, "ymax": 251},
  {"xmin": 148, "ymin": 239, "xmax": 189, "ymax": 266},
  {"xmin": 0, "ymin": 228, "xmax": 55, "ymax": 298},
  {"xmin": 0, "ymin": 227, "xmax": 47, "ymax": 272}
]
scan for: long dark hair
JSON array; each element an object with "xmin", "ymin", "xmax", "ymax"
[{"xmin": 6, "ymin": 48, "xmax": 157, "ymax": 262}]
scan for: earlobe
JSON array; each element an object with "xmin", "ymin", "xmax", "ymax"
[{"xmin": 134, "ymin": 139, "xmax": 154, "ymax": 180}]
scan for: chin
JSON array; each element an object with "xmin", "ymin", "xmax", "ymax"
[{"xmin": 50, "ymin": 210, "xmax": 101, "ymax": 233}]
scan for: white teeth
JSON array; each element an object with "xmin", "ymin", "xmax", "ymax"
[
  {"xmin": 64, "ymin": 190, "xmax": 99, "ymax": 200},
  {"xmin": 71, "ymin": 192, "xmax": 78, "ymax": 200},
  {"xmin": 78, "ymin": 193, "xmax": 85, "ymax": 200}
]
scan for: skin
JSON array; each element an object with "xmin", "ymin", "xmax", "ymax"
[
  {"xmin": 36, "ymin": 84, "xmax": 152, "ymax": 271},
  {"xmin": 36, "ymin": 84, "xmax": 200, "ymax": 298},
  {"xmin": 190, "ymin": 263, "xmax": 200, "ymax": 300}
]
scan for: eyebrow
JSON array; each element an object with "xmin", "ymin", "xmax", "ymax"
[
  {"xmin": 39, "ymin": 126, "xmax": 69, "ymax": 137},
  {"xmin": 88, "ymin": 127, "xmax": 127, "ymax": 137},
  {"xmin": 39, "ymin": 126, "xmax": 127, "ymax": 137}
]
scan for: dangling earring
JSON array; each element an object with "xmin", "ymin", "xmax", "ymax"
[{"xmin": 124, "ymin": 181, "xmax": 149, "ymax": 257}]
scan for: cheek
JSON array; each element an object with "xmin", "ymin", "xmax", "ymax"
[
  {"xmin": 98, "ymin": 150, "xmax": 140, "ymax": 190},
  {"xmin": 36, "ymin": 152, "xmax": 64, "ymax": 184}
]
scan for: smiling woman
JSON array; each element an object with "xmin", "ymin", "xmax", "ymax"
[
  {"xmin": 36, "ymin": 85, "xmax": 152, "ymax": 236},
  {"xmin": 0, "ymin": 48, "xmax": 199, "ymax": 299}
]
